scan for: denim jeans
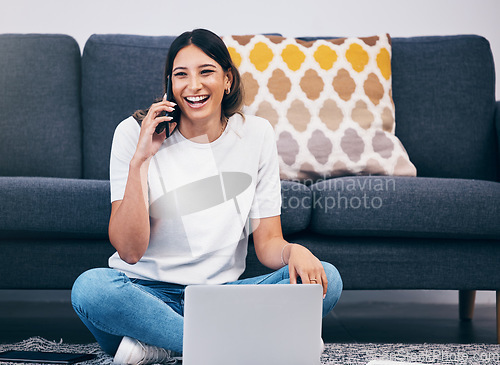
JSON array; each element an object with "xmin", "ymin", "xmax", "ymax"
[{"xmin": 71, "ymin": 262, "xmax": 342, "ymax": 356}]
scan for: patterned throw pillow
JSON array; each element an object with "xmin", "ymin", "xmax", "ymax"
[{"xmin": 222, "ymin": 34, "xmax": 416, "ymax": 183}]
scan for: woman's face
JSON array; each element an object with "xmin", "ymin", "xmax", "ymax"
[{"xmin": 172, "ymin": 44, "xmax": 231, "ymax": 126}]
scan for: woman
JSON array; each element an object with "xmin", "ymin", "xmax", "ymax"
[{"xmin": 71, "ymin": 29, "xmax": 342, "ymax": 365}]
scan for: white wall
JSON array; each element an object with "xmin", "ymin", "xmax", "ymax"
[
  {"xmin": 0, "ymin": 0, "xmax": 497, "ymax": 304},
  {"xmin": 1, "ymin": 0, "xmax": 499, "ymax": 98}
]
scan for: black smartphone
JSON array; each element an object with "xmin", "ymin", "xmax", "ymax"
[
  {"xmin": 0, "ymin": 350, "xmax": 97, "ymax": 364},
  {"xmin": 155, "ymin": 75, "xmax": 176, "ymax": 136}
]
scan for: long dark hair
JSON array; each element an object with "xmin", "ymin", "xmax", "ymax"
[{"xmin": 134, "ymin": 29, "xmax": 243, "ymax": 124}]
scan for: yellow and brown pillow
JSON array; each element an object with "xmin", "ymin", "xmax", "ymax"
[{"xmin": 223, "ymin": 34, "xmax": 416, "ymax": 182}]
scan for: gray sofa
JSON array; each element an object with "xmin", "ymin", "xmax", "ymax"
[{"xmin": 0, "ymin": 33, "xmax": 499, "ymax": 342}]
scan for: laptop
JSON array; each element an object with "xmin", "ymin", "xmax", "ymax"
[{"xmin": 183, "ymin": 284, "xmax": 323, "ymax": 365}]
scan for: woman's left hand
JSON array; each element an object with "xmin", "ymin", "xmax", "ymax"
[
  {"xmin": 250, "ymin": 217, "xmax": 328, "ymax": 298},
  {"xmin": 287, "ymin": 244, "xmax": 328, "ymax": 298}
]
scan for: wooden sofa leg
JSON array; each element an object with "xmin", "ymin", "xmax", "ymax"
[
  {"xmin": 459, "ymin": 290, "xmax": 476, "ymax": 321},
  {"xmin": 496, "ymin": 291, "xmax": 499, "ymax": 344}
]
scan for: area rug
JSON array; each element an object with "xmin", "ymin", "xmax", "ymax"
[
  {"xmin": 0, "ymin": 337, "xmax": 499, "ymax": 365},
  {"xmin": 322, "ymin": 342, "xmax": 500, "ymax": 364}
]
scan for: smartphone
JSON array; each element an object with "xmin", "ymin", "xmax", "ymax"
[
  {"xmin": 155, "ymin": 75, "xmax": 176, "ymax": 136},
  {"xmin": 0, "ymin": 350, "xmax": 97, "ymax": 364}
]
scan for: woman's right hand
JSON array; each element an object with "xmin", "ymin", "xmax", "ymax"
[
  {"xmin": 133, "ymin": 96, "xmax": 177, "ymax": 164},
  {"xmin": 109, "ymin": 96, "xmax": 177, "ymax": 264}
]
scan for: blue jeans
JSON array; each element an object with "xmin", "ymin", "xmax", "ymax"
[{"xmin": 71, "ymin": 262, "xmax": 342, "ymax": 356}]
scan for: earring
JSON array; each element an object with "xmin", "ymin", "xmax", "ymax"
[{"xmin": 225, "ymin": 87, "xmax": 231, "ymax": 95}]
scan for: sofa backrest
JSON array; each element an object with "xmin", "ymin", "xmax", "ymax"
[
  {"xmin": 81, "ymin": 34, "xmax": 176, "ymax": 180},
  {"xmin": 81, "ymin": 34, "xmax": 498, "ymax": 182},
  {"xmin": 391, "ymin": 35, "xmax": 497, "ymax": 181},
  {"xmin": 0, "ymin": 34, "xmax": 82, "ymax": 178}
]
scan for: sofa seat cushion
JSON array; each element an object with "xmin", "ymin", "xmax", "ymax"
[
  {"xmin": 280, "ymin": 180, "xmax": 312, "ymax": 235},
  {"xmin": 0, "ymin": 177, "xmax": 310, "ymax": 239},
  {"xmin": 309, "ymin": 176, "xmax": 500, "ymax": 239},
  {"xmin": 0, "ymin": 177, "xmax": 110, "ymax": 238}
]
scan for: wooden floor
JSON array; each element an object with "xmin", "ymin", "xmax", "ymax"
[{"xmin": 0, "ymin": 293, "xmax": 497, "ymax": 345}]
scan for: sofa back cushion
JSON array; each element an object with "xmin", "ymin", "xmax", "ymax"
[
  {"xmin": 391, "ymin": 35, "xmax": 497, "ymax": 180},
  {"xmin": 0, "ymin": 34, "xmax": 82, "ymax": 178},
  {"xmin": 82, "ymin": 34, "xmax": 176, "ymax": 180}
]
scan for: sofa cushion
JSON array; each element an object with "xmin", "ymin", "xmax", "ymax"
[
  {"xmin": 0, "ymin": 177, "xmax": 110, "ymax": 238},
  {"xmin": 280, "ymin": 180, "xmax": 312, "ymax": 235},
  {"xmin": 391, "ymin": 35, "xmax": 497, "ymax": 181},
  {"xmin": 0, "ymin": 34, "xmax": 82, "ymax": 178},
  {"xmin": 82, "ymin": 34, "xmax": 176, "ymax": 180},
  {"xmin": 0, "ymin": 178, "xmax": 308, "ymax": 239},
  {"xmin": 223, "ymin": 34, "xmax": 416, "ymax": 183},
  {"xmin": 309, "ymin": 176, "xmax": 500, "ymax": 239}
]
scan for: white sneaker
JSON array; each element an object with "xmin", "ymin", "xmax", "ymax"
[{"xmin": 113, "ymin": 336, "xmax": 178, "ymax": 365}]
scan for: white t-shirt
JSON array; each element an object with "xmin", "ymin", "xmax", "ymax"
[{"xmin": 108, "ymin": 113, "xmax": 282, "ymax": 285}]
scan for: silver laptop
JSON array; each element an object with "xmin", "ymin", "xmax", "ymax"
[{"xmin": 183, "ymin": 284, "xmax": 323, "ymax": 365}]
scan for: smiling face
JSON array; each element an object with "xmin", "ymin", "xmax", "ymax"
[{"xmin": 172, "ymin": 44, "xmax": 232, "ymax": 127}]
